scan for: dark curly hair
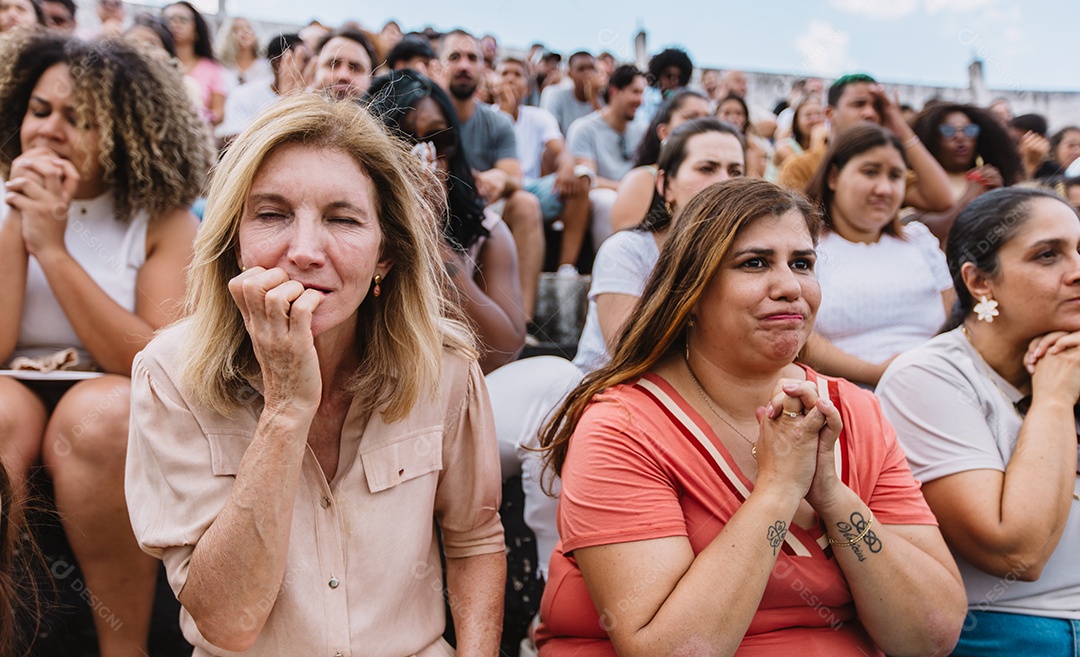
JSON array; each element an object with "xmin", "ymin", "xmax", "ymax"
[
  {"xmin": 914, "ymin": 102, "xmax": 1023, "ymax": 185},
  {"xmin": 647, "ymin": 47, "xmax": 693, "ymax": 89},
  {"xmin": 363, "ymin": 68, "xmax": 488, "ymax": 251},
  {"xmin": 0, "ymin": 31, "xmax": 211, "ymax": 223}
]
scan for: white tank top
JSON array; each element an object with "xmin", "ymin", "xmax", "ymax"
[{"xmin": 2, "ymin": 186, "xmax": 149, "ymax": 368}]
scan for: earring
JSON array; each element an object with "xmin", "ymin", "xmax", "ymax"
[
  {"xmin": 687, "ymin": 314, "xmax": 696, "ymax": 328},
  {"xmin": 373, "ymin": 274, "xmax": 382, "ymax": 298},
  {"xmin": 974, "ymin": 295, "xmax": 999, "ymax": 323},
  {"xmin": 664, "ymin": 200, "xmax": 674, "ymax": 217}
]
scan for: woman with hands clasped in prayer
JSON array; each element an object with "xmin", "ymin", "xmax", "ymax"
[
  {"xmin": 0, "ymin": 31, "xmax": 208, "ymax": 656},
  {"xmin": 126, "ymin": 95, "xmax": 505, "ymax": 656},
  {"xmin": 878, "ymin": 187, "xmax": 1080, "ymax": 656},
  {"xmin": 537, "ymin": 178, "xmax": 966, "ymax": 656}
]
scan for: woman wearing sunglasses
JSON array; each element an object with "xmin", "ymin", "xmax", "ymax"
[
  {"xmin": 364, "ymin": 69, "xmax": 525, "ymax": 374},
  {"xmin": 909, "ymin": 103, "xmax": 1023, "ymax": 245}
]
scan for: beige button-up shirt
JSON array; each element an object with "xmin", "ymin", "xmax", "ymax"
[{"xmin": 126, "ymin": 322, "xmax": 504, "ymax": 656}]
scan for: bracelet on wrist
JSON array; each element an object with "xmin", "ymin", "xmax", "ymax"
[
  {"xmin": 827, "ymin": 511, "xmax": 875, "ymax": 548},
  {"xmin": 902, "ymin": 134, "xmax": 920, "ymax": 149}
]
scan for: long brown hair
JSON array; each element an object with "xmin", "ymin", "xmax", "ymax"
[{"xmin": 540, "ymin": 178, "xmax": 819, "ymax": 477}]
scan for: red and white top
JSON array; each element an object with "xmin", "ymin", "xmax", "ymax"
[{"xmin": 537, "ymin": 368, "xmax": 937, "ymax": 657}]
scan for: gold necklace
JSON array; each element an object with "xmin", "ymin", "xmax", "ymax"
[
  {"xmin": 960, "ymin": 324, "xmax": 1024, "ymax": 420},
  {"xmin": 684, "ymin": 343, "xmax": 758, "ymax": 459}
]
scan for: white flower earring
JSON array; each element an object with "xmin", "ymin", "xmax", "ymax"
[{"xmin": 974, "ymin": 295, "xmax": 999, "ymax": 323}]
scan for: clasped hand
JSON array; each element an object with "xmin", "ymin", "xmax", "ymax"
[
  {"xmin": 229, "ymin": 266, "xmax": 325, "ymax": 416},
  {"xmin": 4, "ymin": 147, "xmax": 80, "ymax": 257},
  {"xmin": 753, "ymin": 379, "xmax": 845, "ymax": 511}
]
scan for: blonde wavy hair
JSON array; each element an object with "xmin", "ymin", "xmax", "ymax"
[
  {"xmin": 182, "ymin": 93, "xmax": 476, "ymax": 420},
  {"xmin": 215, "ymin": 16, "xmax": 263, "ymax": 69},
  {"xmin": 0, "ymin": 31, "xmax": 210, "ymax": 223}
]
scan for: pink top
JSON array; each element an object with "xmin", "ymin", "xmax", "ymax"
[
  {"xmin": 537, "ymin": 369, "xmax": 937, "ymax": 657},
  {"xmin": 187, "ymin": 57, "xmax": 228, "ymax": 123}
]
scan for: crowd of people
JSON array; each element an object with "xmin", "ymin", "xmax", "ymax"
[{"xmin": 0, "ymin": 3, "xmax": 1078, "ymax": 657}]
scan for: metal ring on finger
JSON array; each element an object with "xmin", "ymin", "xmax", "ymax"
[{"xmin": 782, "ymin": 410, "xmax": 800, "ymax": 419}]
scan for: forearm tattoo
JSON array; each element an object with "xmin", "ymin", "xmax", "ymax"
[
  {"xmin": 835, "ymin": 511, "xmax": 883, "ymax": 562},
  {"xmin": 767, "ymin": 521, "xmax": 788, "ymax": 555}
]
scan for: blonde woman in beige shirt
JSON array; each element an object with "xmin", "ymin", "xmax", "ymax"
[{"xmin": 125, "ymin": 95, "xmax": 506, "ymax": 656}]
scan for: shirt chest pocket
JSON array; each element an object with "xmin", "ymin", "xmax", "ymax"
[
  {"xmin": 205, "ymin": 430, "xmax": 252, "ymax": 476},
  {"xmin": 360, "ymin": 428, "xmax": 443, "ymax": 493}
]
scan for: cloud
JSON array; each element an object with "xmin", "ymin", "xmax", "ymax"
[
  {"xmin": 793, "ymin": 20, "xmax": 856, "ymax": 76},
  {"xmin": 830, "ymin": 0, "xmax": 998, "ymax": 18},
  {"xmin": 924, "ymin": 0, "xmax": 998, "ymax": 13},
  {"xmin": 828, "ymin": 0, "xmax": 919, "ymax": 19}
]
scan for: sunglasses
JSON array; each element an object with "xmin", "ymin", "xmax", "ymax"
[
  {"xmin": 939, "ymin": 123, "xmax": 980, "ymax": 139},
  {"xmin": 416, "ymin": 130, "xmax": 458, "ymax": 160}
]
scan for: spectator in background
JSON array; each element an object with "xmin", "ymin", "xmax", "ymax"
[
  {"xmin": 0, "ymin": 30, "xmax": 209, "ymax": 656},
  {"xmin": 297, "ymin": 19, "xmax": 328, "ymax": 54},
  {"xmin": 566, "ymin": 64, "xmax": 647, "ymax": 248},
  {"xmin": 778, "ymin": 78, "xmax": 824, "ymax": 131},
  {"xmin": 441, "ymin": 29, "xmax": 544, "ymax": 325},
  {"xmin": 495, "ymin": 57, "xmax": 593, "ymax": 274},
  {"xmin": 1063, "ymin": 176, "xmax": 1080, "ymax": 213},
  {"xmin": 575, "ymin": 118, "xmax": 745, "ymax": 374},
  {"xmin": 987, "ymin": 96, "xmax": 1013, "ymax": 127},
  {"xmin": 800, "ymin": 124, "xmax": 954, "ymax": 388},
  {"xmin": 910, "ymin": 102, "xmax": 1023, "ymax": 244},
  {"xmin": 41, "ymin": 0, "xmax": 74, "ymax": 31},
  {"xmin": 1045, "ymin": 126, "xmax": 1080, "ymax": 178},
  {"xmin": 385, "ymin": 34, "xmax": 436, "ymax": 76},
  {"xmin": 313, "ymin": 26, "xmax": 375, "ymax": 100},
  {"xmin": 638, "ymin": 47, "xmax": 693, "ymax": 125},
  {"xmin": 0, "ymin": 0, "xmax": 43, "ymax": 33},
  {"xmin": 716, "ymin": 94, "xmax": 770, "ymax": 178},
  {"xmin": 92, "ymin": 0, "xmax": 123, "ymax": 37},
  {"xmin": 773, "ymin": 92, "xmax": 827, "ymax": 170},
  {"xmin": 1010, "ymin": 113, "xmax": 1052, "ymax": 180},
  {"xmin": 216, "ymin": 16, "xmax": 271, "ymax": 86},
  {"xmin": 777, "ymin": 73, "xmax": 953, "ymax": 213},
  {"xmin": 700, "ymin": 69, "xmax": 723, "ymax": 107},
  {"xmin": 535, "ymin": 49, "xmax": 562, "ymax": 94},
  {"xmin": 541, "ymin": 51, "xmax": 603, "ymax": 135},
  {"xmin": 611, "ymin": 89, "xmax": 711, "ymax": 231},
  {"xmin": 365, "ymin": 68, "xmax": 526, "ymax": 373},
  {"xmin": 216, "ymin": 33, "xmax": 309, "ymax": 144},
  {"xmin": 164, "ymin": 1, "xmax": 227, "ymax": 126},
  {"xmin": 377, "ymin": 18, "xmax": 402, "ymax": 54}
]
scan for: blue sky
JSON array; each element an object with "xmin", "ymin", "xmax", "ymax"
[{"xmin": 191, "ymin": 0, "xmax": 1074, "ymax": 92}]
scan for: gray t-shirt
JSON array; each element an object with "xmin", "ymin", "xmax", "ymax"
[
  {"xmin": 459, "ymin": 102, "xmax": 517, "ymax": 173},
  {"xmin": 877, "ymin": 328, "xmax": 1080, "ymax": 619},
  {"xmin": 540, "ymin": 85, "xmax": 595, "ymax": 136},
  {"xmin": 565, "ymin": 112, "xmax": 645, "ymax": 182}
]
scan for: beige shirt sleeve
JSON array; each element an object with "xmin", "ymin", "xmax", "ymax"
[
  {"xmin": 125, "ymin": 348, "xmax": 245, "ymax": 600},
  {"xmin": 435, "ymin": 359, "xmax": 505, "ymax": 558}
]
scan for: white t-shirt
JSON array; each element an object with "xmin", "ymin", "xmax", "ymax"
[
  {"xmin": 573, "ymin": 230, "xmax": 659, "ymax": 373},
  {"xmin": 878, "ymin": 328, "xmax": 1080, "ymax": 619},
  {"xmin": 2, "ymin": 185, "xmax": 148, "ymax": 368},
  {"xmin": 503, "ymin": 105, "xmax": 563, "ymax": 184},
  {"xmin": 216, "ymin": 79, "xmax": 279, "ymax": 140},
  {"xmin": 814, "ymin": 221, "xmax": 952, "ymax": 363}
]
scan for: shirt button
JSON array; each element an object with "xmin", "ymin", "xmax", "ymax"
[
  {"xmin": 329, "ymin": 577, "xmax": 340, "ymax": 589},
  {"xmin": 321, "ymin": 496, "xmax": 330, "ymax": 509}
]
